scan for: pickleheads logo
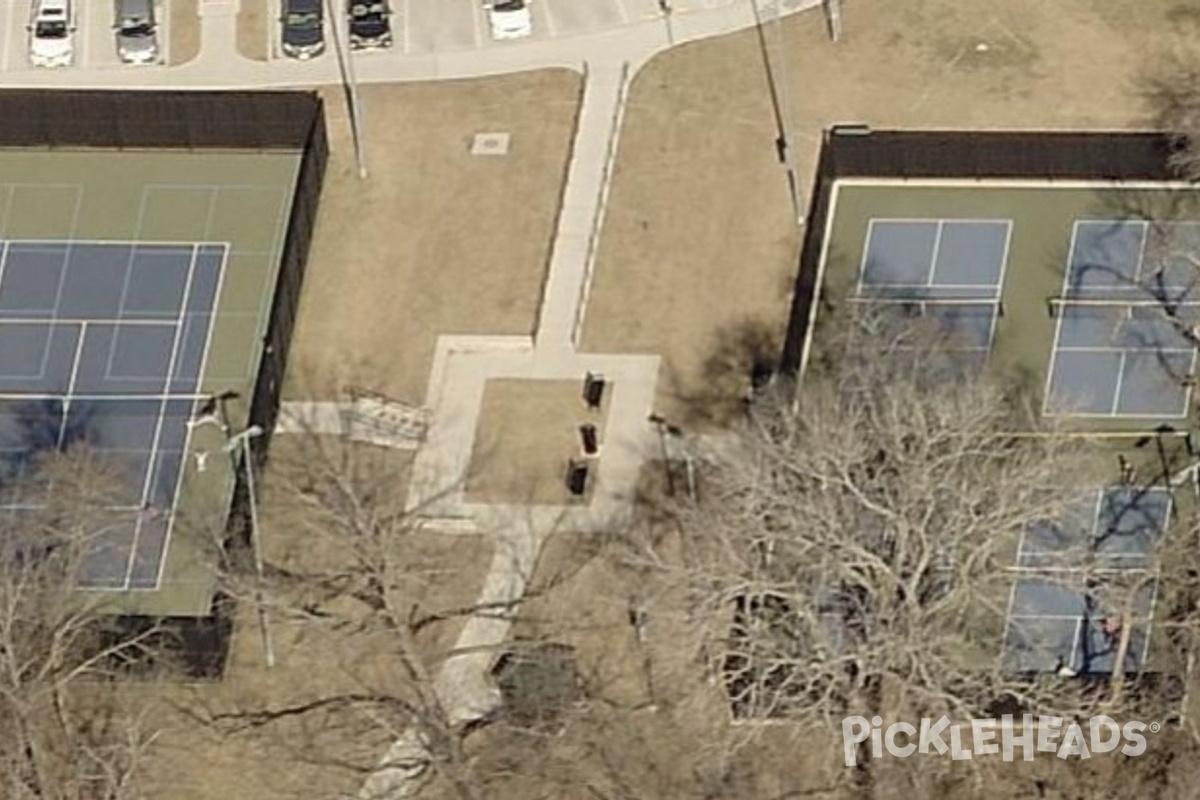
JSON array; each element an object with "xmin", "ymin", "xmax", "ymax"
[{"xmin": 842, "ymin": 715, "xmax": 1157, "ymax": 766}]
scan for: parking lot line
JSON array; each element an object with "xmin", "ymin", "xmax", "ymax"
[
  {"xmin": 614, "ymin": 0, "xmax": 630, "ymax": 24},
  {"xmin": 160, "ymin": 0, "xmax": 171, "ymax": 64},
  {"xmin": 541, "ymin": 0, "xmax": 556, "ymax": 36},
  {"xmin": 266, "ymin": 0, "xmax": 276, "ymax": 60},
  {"xmin": 472, "ymin": 0, "xmax": 483, "ymax": 48},
  {"xmin": 401, "ymin": 0, "xmax": 410, "ymax": 53},
  {"xmin": 77, "ymin": 0, "xmax": 89, "ymax": 69},
  {"xmin": 2, "ymin": 0, "xmax": 16, "ymax": 70}
]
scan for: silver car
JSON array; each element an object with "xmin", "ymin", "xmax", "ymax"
[{"xmin": 114, "ymin": 0, "xmax": 159, "ymax": 64}]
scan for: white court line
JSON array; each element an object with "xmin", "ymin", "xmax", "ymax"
[
  {"xmin": 924, "ymin": 220, "xmax": 944, "ymax": 287},
  {"xmin": 0, "ymin": 316, "xmax": 177, "ymax": 326},
  {"xmin": 54, "ymin": 321, "xmax": 89, "ymax": 448},
  {"xmin": 1041, "ymin": 221, "xmax": 1081, "ymax": 417},
  {"xmin": 150, "ymin": 200, "xmax": 228, "ymax": 590},
  {"xmin": 0, "ymin": 392, "xmax": 216, "ymax": 402},
  {"xmin": 1053, "ymin": 344, "xmax": 1194, "ymax": 355},
  {"xmin": 1142, "ymin": 578, "xmax": 1161, "ymax": 669},
  {"xmin": 1133, "ymin": 219, "xmax": 1151, "ymax": 284},
  {"xmin": 0, "ymin": 240, "xmax": 10, "ymax": 300},
  {"xmin": 9, "ymin": 238, "xmax": 213, "ymax": 248},
  {"xmin": 1065, "ymin": 617, "xmax": 1083, "ymax": 672},
  {"xmin": 856, "ymin": 282, "xmax": 1006, "ymax": 291},
  {"xmin": 29, "ymin": 318, "xmax": 65, "ymax": 385},
  {"xmin": 124, "ymin": 244, "xmax": 198, "ymax": 588},
  {"xmin": 796, "ymin": 181, "xmax": 844, "ymax": 381},
  {"xmin": 867, "ymin": 216, "xmax": 1011, "ymax": 225},
  {"xmin": 993, "ymin": 219, "xmax": 1014, "ymax": 298},
  {"xmin": 852, "ymin": 217, "xmax": 877, "ymax": 297}
]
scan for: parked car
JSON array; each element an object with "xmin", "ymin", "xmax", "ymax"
[
  {"xmin": 281, "ymin": 0, "xmax": 324, "ymax": 59},
  {"xmin": 28, "ymin": 0, "xmax": 74, "ymax": 68},
  {"xmin": 113, "ymin": 0, "xmax": 159, "ymax": 64},
  {"xmin": 347, "ymin": 0, "xmax": 392, "ymax": 50},
  {"xmin": 485, "ymin": 0, "xmax": 531, "ymax": 40}
]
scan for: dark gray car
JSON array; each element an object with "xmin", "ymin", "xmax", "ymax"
[
  {"xmin": 347, "ymin": 0, "xmax": 392, "ymax": 49},
  {"xmin": 281, "ymin": 0, "xmax": 324, "ymax": 59}
]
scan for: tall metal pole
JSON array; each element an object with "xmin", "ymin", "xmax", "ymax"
[
  {"xmin": 769, "ymin": 0, "xmax": 802, "ymax": 225},
  {"xmin": 229, "ymin": 425, "xmax": 275, "ymax": 668},
  {"xmin": 753, "ymin": 0, "xmax": 802, "ymax": 226},
  {"xmin": 325, "ymin": 0, "xmax": 368, "ymax": 179}
]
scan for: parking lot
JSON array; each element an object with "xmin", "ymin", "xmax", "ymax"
[
  {"xmin": 0, "ymin": 0, "xmax": 740, "ymax": 71},
  {"xmin": 397, "ymin": 0, "xmax": 735, "ymax": 54},
  {"xmin": 261, "ymin": 0, "xmax": 724, "ymax": 57},
  {"xmin": 0, "ymin": 0, "xmax": 185, "ymax": 70},
  {"xmin": 255, "ymin": 0, "xmax": 739, "ymax": 60}
]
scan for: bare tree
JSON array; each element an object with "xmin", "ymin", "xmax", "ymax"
[
  {"xmin": 614, "ymin": 307, "xmax": 1197, "ymax": 799},
  {"xmin": 0, "ymin": 446, "xmax": 165, "ymax": 800},
  {"xmin": 1143, "ymin": 42, "xmax": 1200, "ymax": 181},
  {"xmin": 192, "ymin": 422, "xmax": 548, "ymax": 800}
]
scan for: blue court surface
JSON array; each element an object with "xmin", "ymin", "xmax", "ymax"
[
  {"xmin": 859, "ymin": 219, "xmax": 1010, "ymax": 297},
  {"xmin": 1067, "ymin": 220, "xmax": 1200, "ymax": 299},
  {"xmin": 0, "ymin": 242, "xmax": 225, "ymax": 589},
  {"xmin": 1003, "ymin": 487, "xmax": 1169, "ymax": 674},
  {"xmin": 854, "ymin": 218, "xmax": 1009, "ymax": 356},
  {"xmin": 1046, "ymin": 220, "xmax": 1200, "ymax": 417}
]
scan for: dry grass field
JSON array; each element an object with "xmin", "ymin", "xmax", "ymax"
[
  {"xmin": 287, "ymin": 72, "xmax": 582, "ymax": 404},
  {"xmin": 580, "ymin": 0, "xmax": 1197, "ymax": 427},
  {"xmin": 466, "ymin": 379, "xmax": 610, "ymax": 505}
]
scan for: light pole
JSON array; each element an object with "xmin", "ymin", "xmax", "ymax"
[
  {"xmin": 752, "ymin": 0, "xmax": 802, "ymax": 225},
  {"xmin": 325, "ymin": 0, "xmax": 368, "ymax": 179},
  {"xmin": 224, "ymin": 424, "xmax": 274, "ymax": 667},
  {"xmin": 648, "ymin": 414, "xmax": 680, "ymax": 497}
]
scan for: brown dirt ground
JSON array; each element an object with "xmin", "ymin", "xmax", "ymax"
[
  {"xmin": 167, "ymin": 0, "xmax": 200, "ymax": 65},
  {"xmin": 286, "ymin": 72, "xmax": 582, "ymax": 404},
  {"xmin": 580, "ymin": 0, "xmax": 1200, "ymax": 428},
  {"xmin": 235, "ymin": 0, "xmax": 270, "ymax": 61},
  {"xmin": 466, "ymin": 379, "xmax": 610, "ymax": 505}
]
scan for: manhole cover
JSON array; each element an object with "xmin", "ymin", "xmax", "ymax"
[{"xmin": 471, "ymin": 132, "xmax": 511, "ymax": 156}]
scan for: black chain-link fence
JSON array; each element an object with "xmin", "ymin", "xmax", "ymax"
[
  {"xmin": 0, "ymin": 89, "xmax": 322, "ymax": 150},
  {"xmin": 779, "ymin": 128, "xmax": 1177, "ymax": 377}
]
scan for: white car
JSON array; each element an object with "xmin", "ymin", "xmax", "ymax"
[
  {"xmin": 28, "ymin": 0, "xmax": 74, "ymax": 68},
  {"xmin": 485, "ymin": 0, "xmax": 531, "ymax": 40}
]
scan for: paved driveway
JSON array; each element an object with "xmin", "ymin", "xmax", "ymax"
[{"xmin": 0, "ymin": 0, "xmax": 743, "ymax": 74}]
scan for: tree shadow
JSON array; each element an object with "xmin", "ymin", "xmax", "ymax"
[{"xmin": 668, "ymin": 316, "xmax": 783, "ymax": 429}]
